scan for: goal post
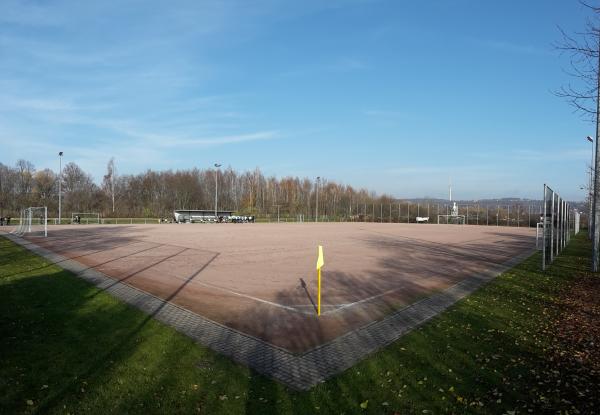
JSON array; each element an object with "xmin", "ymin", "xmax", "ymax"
[
  {"xmin": 71, "ymin": 212, "xmax": 100, "ymax": 224},
  {"xmin": 11, "ymin": 207, "xmax": 47, "ymax": 237},
  {"xmin": 437, "ymin": 214, "xmax": 465, "ymax": 225}
]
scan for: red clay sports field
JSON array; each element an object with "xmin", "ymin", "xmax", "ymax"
[{"xmin": 13, "ymin": 222, "xmax": 535, "ymax": 353}]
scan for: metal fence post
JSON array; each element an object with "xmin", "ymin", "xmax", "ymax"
[
  {"xmin": 542, "ymin": 185, "xmax": 547, "ymax": 270},
  {"xmin": 550, "ymin": 193, "xmax": 555, "ymax": 262}
]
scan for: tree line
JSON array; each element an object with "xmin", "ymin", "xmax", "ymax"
[
  {"xmin": 0, "ymin": 158, "xmax": 555, "ymax": 225},
  {"xmin": 0, "ymin": 159, "xmax": 399, "ymax": 220}
]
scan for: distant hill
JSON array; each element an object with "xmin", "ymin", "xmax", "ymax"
[{"xmin": 403, "ymin": 197, "xmax": 586, "ymax": 211}]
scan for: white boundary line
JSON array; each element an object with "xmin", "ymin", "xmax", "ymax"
[
  {"xmin": 2, "ymin": 232, "xmax": 537, "ymax": 391},
  {"xmin": 10, "ymin": 228, "xmax": 536, "ymax": 318}
]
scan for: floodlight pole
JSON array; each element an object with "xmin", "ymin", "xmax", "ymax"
[
  {"xmin": 315, "ymin": 177, "xmax": 320, "ymax": 222},
  {"xmin": 587, "ymin": 136, "xmax": 595, "ymax": 239},
  {"xmin": 497, "ymin": 205, "xmax": 499, "ymax": 226},
  {"xmin": 592, "ymin": 35, "xmax": 600, "ymax": 271},
  {"xmin": 214, "ymin": 163, "xmax": 221, "ymax": 220},
  {"xmin": 111, "ymin": 162, "xmax": 115, "ymax": 213},
  {"xmin": 58, "ymin": 151, "xmax": 63, "ymax": 225}
]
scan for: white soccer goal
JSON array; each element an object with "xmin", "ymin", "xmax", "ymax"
[
  {"xmin": 11, "ymin": 207, "xmax": 47, "ymax": 237},
  {"xmin": 437, "ymin": 214, "xmax": 465, "ymax": 225},
  {"xmin": 536, "ymin": 221, "xmax": 545, "ymax": 250},
  {"xmin": 71, "ymin": 212, "xmax": 100, "ymax": 224}
]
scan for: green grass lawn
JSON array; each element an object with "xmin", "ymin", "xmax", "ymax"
[{"xmin": 0, "ymin": 233, "xmax": 597, "ymax": 414}]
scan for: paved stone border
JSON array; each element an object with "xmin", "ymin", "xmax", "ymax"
[{"xmin": 4, "ymin": 234, "xmax": 534, "ymax": 391}]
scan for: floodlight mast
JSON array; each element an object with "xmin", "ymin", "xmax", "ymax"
[
  {"xmin": 593, "ymin": 34, "xmax": 600, "ymax": 272},
  {"xmin": 58, "ymin": 151, "xmax": 63, "ymax": 225},
  {"xmin": 110, "ymin": 158, "xmax": 116, "ymax": 213},
  {"xmin": 214, "ymin": 163, "xmax": 221, "ymax": 220},
  {"xmin": 587, "ymin": 136, "xmax": 594, "ymax": 240}
]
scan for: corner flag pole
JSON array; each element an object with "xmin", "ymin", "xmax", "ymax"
[{"xmin": 316, "ymin": 245, "xmax": 324, "ymax": 316}]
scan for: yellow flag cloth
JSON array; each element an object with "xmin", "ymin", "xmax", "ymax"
[{"xmin": 316, "ymin": 245, "xmax": 324, "ymax": 270}]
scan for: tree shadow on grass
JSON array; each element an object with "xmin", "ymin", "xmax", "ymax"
[
  {"xmin": 3, "ymin": 232, "xmax": 594, "ymax": 414},
  {"xmin": 0, "ymin": 237, "xmax": 243, "ymax": 414}
]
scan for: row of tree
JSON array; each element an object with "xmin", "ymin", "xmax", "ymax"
[
  {"xmin": 0, "ymin": 158, "xmax": 400, "ymax": 220},
  {"xmin": 0, "ymin": 158, "xmax": 553, "ymax": 225}
]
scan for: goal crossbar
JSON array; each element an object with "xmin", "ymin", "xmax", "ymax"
[
  {"xmin": 11, "ymin": 207, "xmax": 47, "ymax": 237},
  {"xmin": 437, "ymin": 214, "xmax": 466, "ymax": 225}
]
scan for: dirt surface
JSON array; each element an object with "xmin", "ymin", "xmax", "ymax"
[{"xmin": 13, "ymin": 223, "xmax": 534, "ymax": 353}]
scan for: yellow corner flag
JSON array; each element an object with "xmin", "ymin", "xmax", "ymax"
[
  {"xmin": 316, "ymin": 245, "xmax": 324, "ymax": 270},
  {"xmin": 316, "ymin": 245, "xmax": 324, "ymax": 316}
]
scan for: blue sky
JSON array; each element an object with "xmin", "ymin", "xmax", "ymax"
[{"xmin": 0, "ymin": 0, "xmax": 595, "ymax": 200}]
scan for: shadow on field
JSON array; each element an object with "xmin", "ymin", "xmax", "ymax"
[
  {"xmin": 223, "ymin": 229, "xmax": 535, "ymax": 353},
  {"xmin": 0, "ymin": 237, "xmax": 234, "ymax": 413},
  {"xmin": 15, "ymin": 224, "xmax": 537, "ymax": 354},
  {"xmin": 4, "ymin": 233, "xmax": 592, "ymax": 413},
  {"xmin": 237, "ymin": 248, "xmax": 579, "ymax": 414}
]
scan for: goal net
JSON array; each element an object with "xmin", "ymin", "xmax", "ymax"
[
  {"xmin": 437, "ymin": 214, "xmax": 465, "ymax": 225},
  {"xmin": 11, "ymin": 207, "xmax": 47, "ymax": 237},
  {"xmin": 71, "ymin": 212, "xmax": 100, "ymax": 224}
]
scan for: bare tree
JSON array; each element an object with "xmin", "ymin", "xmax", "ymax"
[
  {"xmin": 555, "ymin": 2, "xmax": 600, "ymax": 271},
  {"xmin": 61, "ymin": 162, "xmax": 98, "ymax": 214},
  {"xmin": 0, "ymin": 163, "xmax": 17, "ymax": 216},
  {"xmin": 15, "ymin": 159, "xmax": 35, "ymax": 207},
  {"xmin": 33, "ymin": 169, "xmax": 57, "ymax": 205}
]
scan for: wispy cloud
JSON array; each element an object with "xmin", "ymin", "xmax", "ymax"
[
  {"xmin": 364, "ymin": 109, "xmax": 408, "ymax": 118},
  {"xmin": 279, "ymin": 57, "xmax": 368, "ymax": 78},
  {"xmin": 103, "ymin": 123, "xmax": 281, "ymax": 148},
  {"xmin": 386, "ymin": 166, "xmax": 444, "ymax": 175},
  {"xmin": 467, "ymin": 37, "xmax": 554, "ymax": 57},
  {"xmin": 0, "ymin": 0, "xmax": 64, "ymax": 26},
  {"xmin": 0, "ymin": 97, "xmax": 76, "ymax": 112},
  {"xmin": 512, "ymin": 148, "xmax": 590, "ymax": 161}
]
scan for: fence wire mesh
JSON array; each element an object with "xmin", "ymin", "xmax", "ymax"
[{"xmin": 542, "ymin": 184, "xmax": 572, "ymax": 270}]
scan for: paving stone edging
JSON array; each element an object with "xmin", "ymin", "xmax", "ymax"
[{"xmin": 4, "ymin": 234, "xmax": 535, "ymax": 391}]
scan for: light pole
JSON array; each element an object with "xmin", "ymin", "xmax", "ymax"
[
  {"xmin": 214, "ymin": 163, "xmax": 221, "ymax": 220},
  {"xmin": 315, "ymin": 177, "xmax": 320, "ymax": 222},
  {"xmin": 587, "ymin": 136, "xmax": 594, "ymax": 239},
  {"xmin": 58, "ymin": 151, "xmax": 63, "ymax": 225}
]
